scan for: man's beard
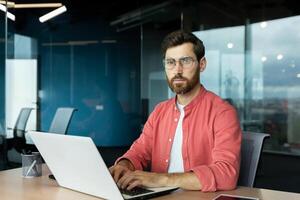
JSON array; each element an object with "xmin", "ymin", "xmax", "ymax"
[{"xmin": 167, "ymin": 67, "xmax": 200, "ymax": 95}]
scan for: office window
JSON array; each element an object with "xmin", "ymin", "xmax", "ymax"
[
  {"xmin": 194, "ymin": 26, "xmax": 245, "ymax": 120},
  {"xmin": 192, "ymin": 16, "xmax": 300, "ymax": 155},
  {"xmin": 1, "ymin": 10, "xmax": 142, "ymax": 147},
  {"xmin": 248, "ymin": 16, "xmax": 300, "ymax": 154}
]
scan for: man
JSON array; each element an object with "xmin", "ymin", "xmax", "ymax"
[{"xmin": 109, "ymin": 30, "xmax": 242, "ymax": 192}]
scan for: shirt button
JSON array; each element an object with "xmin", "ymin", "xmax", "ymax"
[
  {"xmin": 174, "ymin": 118, "xmax": 178, "ymax": 122},
  {"xmin": 169, "ymin": 138, "xmax": 172, "ymax": 142},
  {"xmin": 165, "ymin": 159, "xmax": 169, "ymax": 163}
]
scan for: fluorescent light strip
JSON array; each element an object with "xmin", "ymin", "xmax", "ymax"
[
  {"xmin": 14, "ymin": 3, "xmax": 63, "ymax": 9},
  {"xmin": 0, "ymin": 1, "xmax": 15, "ymax": 8},
  {"xmin": 0, "ymin": 4, "xmax": 15, "ymax": 21},
  {"xmin": 39, "ymin": 6, "xmax": 66, "ymax": 23},
  {"xmin": 6, "ymin": 10, "xmax": 14, "ymax": 20}
]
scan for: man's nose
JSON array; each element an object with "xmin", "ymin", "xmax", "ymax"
[{"xmin": 174, "ymin": 61, "xmax": 184, "ymax": 73}]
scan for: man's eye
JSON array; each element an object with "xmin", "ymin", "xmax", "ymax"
[
  {"xmin": 166, "ymin": 60, "xmax": 175, "ymax": 65},
  {"xmin": 181, "ymin": 57, "xmax": 191, "ymax": 64}
]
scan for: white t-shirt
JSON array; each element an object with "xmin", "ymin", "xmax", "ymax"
[{"xmin": 168, "ymin": 102, "xmax": 184, "ymax": 173}]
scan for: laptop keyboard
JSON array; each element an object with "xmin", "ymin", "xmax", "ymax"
[{"xmin": 120, "ymin": 187, "xmax": 154, "ymax": 196}]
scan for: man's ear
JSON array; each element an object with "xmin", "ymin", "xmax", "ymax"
[{"xmin": 199, "ymin": 57, "xmax": 206, "ymax": 72}]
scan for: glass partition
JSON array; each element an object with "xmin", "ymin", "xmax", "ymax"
[
  {"xmin": 195, "ymin": 16, "xmax": 300, "ymax": 155},
  {"xmin": 3, "ymin": 3, "xmax": 141, "ymax": 147},
  {"xmin": 194, "ymin": 26, "xmax": 245, "ymax": 119},
  {"xmin": 141, "ymin": 15, "xmax": 300, "ymax": 155},
  {"xmin": 36, "ymin": 21, "xmax": 141, "ymax": 146},
  {"xmin": 247, "ymin": 16, "xmax": 300, "ymax": 154},
  {"xmin": 1, "ymin": 1, "xmax": 300, "ymax": 154},
  {"xmin": 0, "ymin": 2, "xmax": 6, "ymax": 132}
]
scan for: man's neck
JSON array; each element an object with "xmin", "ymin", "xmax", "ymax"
[{"xmin": 176, "ymin": 84, "xmax": 201, "ymax": 106}]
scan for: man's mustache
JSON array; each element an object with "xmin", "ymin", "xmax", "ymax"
[{"xmin": 171, "ymin": 74, "xmax": 188, "ymax": 82}]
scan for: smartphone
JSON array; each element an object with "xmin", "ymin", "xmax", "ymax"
[{"xmin": 213, "ymin": 194, "xmax": 259, "ymax": 200}]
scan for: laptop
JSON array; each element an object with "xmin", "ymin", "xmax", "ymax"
[{"xmin": 29, "ymin": 131, "xmax": 178, "ymax": 200}]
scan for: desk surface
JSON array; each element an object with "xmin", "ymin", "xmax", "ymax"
[{"xmin": 0, "ymin": 165, "xmax": 299, "ymax": 200}]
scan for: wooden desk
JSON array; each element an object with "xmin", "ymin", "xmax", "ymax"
[{"xmin": 0, "ymin": 165, "xmax": 299, "ymax": 200}]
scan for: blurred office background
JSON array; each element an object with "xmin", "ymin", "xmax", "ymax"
[{"xmin": 0, "ymin": 0, "xmax": 300, "ymax": 193}]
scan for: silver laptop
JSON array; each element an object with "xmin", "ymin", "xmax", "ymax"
[{"xmin": 29, "ymin": 131, "xmax": 177, "ymax": 200}]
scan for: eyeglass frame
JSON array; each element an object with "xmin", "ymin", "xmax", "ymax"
[{"xmin": 162, "ymin": 56, "xmax": 199, "ymax": 70}]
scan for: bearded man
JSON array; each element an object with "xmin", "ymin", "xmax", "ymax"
[{"xmin": 109, "ymin": 30, "xmax": 242, "ymax": 192}]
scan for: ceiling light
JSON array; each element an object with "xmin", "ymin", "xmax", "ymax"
[
  {"xmin": 0, "ymin": 1, "xmax": 63, "ymax": 9},
  {"xmin": 6, "ymin": 11, "xmax": 15, "ymax": 21},
  {"xmin": 277, "ymin": 54, "xmax": 283, "ymax": 60},
  {"xmin": 297, "ymin": 73, "xmax": 300, "ymax": 78},
  {"xmin": 0, "ymin": 4, "xmax": 15, "ymax": 21},
  {"xmin": 227, "ymin": 42, "xmax": 234, "ymax": 49},
  {"xmin": 0, "ymin": 1, "xmax": 14, "ymax": 8},
  {"xmin": 260, "ymin": 21, "xmax": 267, "ymax": 28},
  {"xmin": 261, "ymin": 56, "xmax": 267, "ymax": 62},
  {"xmin": 14, "ymin": 3, "xmax": 62, "ymax": 9},
  {"xmin": 39, "ymin": 6, "xmax": 67, "ymax": 23}
]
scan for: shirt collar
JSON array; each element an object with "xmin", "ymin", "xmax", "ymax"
[{"xmin": 173, "ymin": 85, "xmax": 207, "ymax": 111}]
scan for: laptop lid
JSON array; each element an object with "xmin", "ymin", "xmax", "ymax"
[
  {"xmin": 29, "ymin": 131, "xmax": 177, "ymax": 200},
  {"xmin": 29, "ymin": 131, "xmax": 123, "ymax": 199}
]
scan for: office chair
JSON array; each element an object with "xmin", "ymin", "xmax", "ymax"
[
  {"xmin": 46, "ymin": 107, "xmax": 77, "ymax": 180},
  {"xmin": 11, "ymin": 107, "xmax": 35, "ymax": 154},
  {"xmin": 48, "ymin": 107, "xmax": 77, "ymax": 134},
  {"xmin": 0, "ymin": 108, "xmax": 34, "ymax": 168},
  {"xmin": 238, "ymin": 132, "xmax": 270, "ymax": 187}
]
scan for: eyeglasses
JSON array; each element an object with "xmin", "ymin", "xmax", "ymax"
[{"xmin": 163, "ymin": 56, "xmax": 197, "ymax": 69}]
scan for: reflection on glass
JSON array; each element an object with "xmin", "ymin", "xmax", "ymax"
[
  {"xmin": 40, "ymin": 39, "xmax": 141, "ymax": 146},
  {"xmin": 194, "ymin": 26, "xmax": 245, "ymax": 119},
  {"xmin": 190, "ymin": 15, "xmax": 300, "ymax": 155},
  {"xmin": 250, "ymin": 16, "xmax": 300, "ymax": 154}
]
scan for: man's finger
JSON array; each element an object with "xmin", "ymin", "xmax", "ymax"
[
  {"xmin": 127, "ymin": 180, "xmax": 141, "ymax": 190},
  {"xmin": 108, "ymin": 166, "xmax": 114, "ymax": 174},
  {"xmin": 118, "ymin": 172, "xmax": 134, "ymax": 189},
  {"xmin": 113, "ymin": 168, "xmax": 124, "ymax": 182}
]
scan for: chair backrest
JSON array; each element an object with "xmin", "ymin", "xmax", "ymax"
[
  {"xmin": 13, "ymin": 108, "xmax": 34, "ymax": 138},
  {"xmin": 13, "ymin": 107, "xmax": 34, "ymax": 153},
  {"xmin": 238, "ymin": 132, "xmax": 270, "ymax": 187},
  {"xmin": 49, "ymin": 107, "xmax": 77, "ymax": 134}
]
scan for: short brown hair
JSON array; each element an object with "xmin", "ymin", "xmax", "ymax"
[{"xmin": 161, "ymin": 30, "xmax": 205, "ymax": 61}]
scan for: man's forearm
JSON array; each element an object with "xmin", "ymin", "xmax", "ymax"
[{"xmin": 165, "ymin": 172, "xmax": 202, "ymax": 190}]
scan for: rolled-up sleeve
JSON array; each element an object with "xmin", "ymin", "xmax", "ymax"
[{"xmin": 191, "ymin": 108, "xmax": 242, "ymax": 192}]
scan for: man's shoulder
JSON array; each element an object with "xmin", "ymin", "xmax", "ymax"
[
  {"xmin": 203, "ymin": 89, "xmax": 235, "ymax": 111},
  {"xmin": 154, "ymin": 97, "xmax": 174, "ymax": 110},
  {"xmin": 204, "ymin": 90, "xmax": 223, "ymax": 103},
  {"xmin": 147, "ymin": 98, "xmax": 174, "ymax": 122},
  {"xmin": 150, "ymin": 97, "xmax": 174, "ymax": 115}
]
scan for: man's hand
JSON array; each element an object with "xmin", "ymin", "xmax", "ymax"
[
  {"xmin": 109, "ymin": 159, "xmax": 135, "ymax": 182},
  {"xmin": 117, "ymin": 170, "xmax": 168, "ymax": 190},
  {"xmin": 110, "ymin": 160, "xmax": 202, "ymax": 190}
]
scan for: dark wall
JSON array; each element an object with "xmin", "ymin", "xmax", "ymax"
[
  {"xmin": 256, "ymin": 152, "xmax": 300, "ymax": 193},
  {"xmin": 11, "ymin": 15, "xmax": 142, "ymax": 146}
]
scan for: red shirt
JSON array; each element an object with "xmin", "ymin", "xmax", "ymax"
[{"xmin": 118, "ymin": 86, "xmax": 242, "ymax": 192}]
